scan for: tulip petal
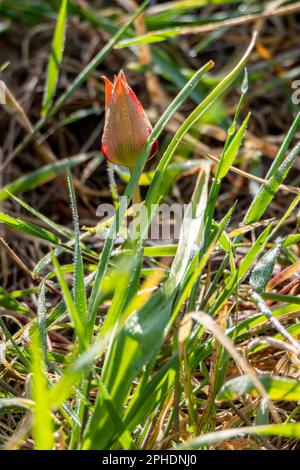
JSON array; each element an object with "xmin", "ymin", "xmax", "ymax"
[
  {"xmin": 101, "ymin": 71, "xmax": 157, "ymax": 169},
  {"xmin": 102, "ymin": 76, "xmax": 114, "ymax": 111}
]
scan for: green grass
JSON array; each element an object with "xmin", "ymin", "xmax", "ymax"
[{"xmin": 1, "ymin": 0, "xmax": 300, "ymax": 451}]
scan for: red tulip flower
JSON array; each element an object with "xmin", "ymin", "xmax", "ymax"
[{"xmin": 101, "ymin": 70, "xmax": 158, "ymax": 170}]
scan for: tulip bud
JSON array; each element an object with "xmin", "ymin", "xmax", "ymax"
[{"xmin": 101, "ymin": 70, "xmax": 158, "ymax": 169}]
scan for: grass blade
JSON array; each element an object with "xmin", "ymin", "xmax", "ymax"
[
  {"xmin": 41, "ymin": 0, "xmax": 68, "ymax": 115},
  {"xmin": 245, "ymin": 141, "xmax": 300, "ymax": 224},
  {"xmin": 0, "ymin": 154, "xmax": 91, "ymax": 201},
  {"xmin": 51, "ymin": 250, "xmax": 87, "ymax": 352},
  {"xmin": 66, "ymin": 161, "xmax": 87, "ymax": 329},
  {"xmin": 218, "ymin": 375, "xmax": 300, "ymax": 402},
  {"xmin": 30, "ymin": 287, "xmax": 53, "ymax": 450},
  {"xmin": 0, "ymin": 212, "xmax": 61, "ymax": 245}
]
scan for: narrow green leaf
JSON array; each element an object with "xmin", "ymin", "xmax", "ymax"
[
  {"xmin": 42, "ymin": 0, "xmax": 68, "ymax": 115},
  {"xmin": 66, "ymin": 161, "xmax": 87, "ymax": 328},
  {"xmin": 0, "ymin": 398, "xmax": 33, "ymax": 410},
  {"xmin": 266, "ymin": 110, "xmax": 300, "ymax": 179},
  {"xmin": 51, "ymin": 251, "xmax": 87, "ymax": 351},
  {"xmin": 245, "ymin": 141, "xmax": 300, "ymax": 224},
  {"xmin": 262, "ymin": 292, "xmax": 300, "ymax": 305},
  {"xmin": 228, "ymin": 302, "xmax": 300, "ymax": 340},
  {"xmin": 83, "ymin": 166, "xmax": 210, "ymax": 449},
  {"xmin": 30, "ymin": 317, "xmax": 54, "ymax": 449},
  {"xmin": 255, "ymin": 398, "xmax": 269, "ymax": 426},
  {"xmin": 7, "ymin": 191, "xmax": 70, "ymax": 238},
  {"xmin": 250, "ymin": 243, "xmax": 281, "ymax": 294},
  {"xmin": 37, "ymin": 281, "xmax": 47, "ymax": 363},
  {"xmin": 217, "ymin": 112, "xmax": 250, "ymax": 180},
  {"xmin": 0, "ymin": 212, "xmax": 61, "ymax": 244},
  {"xmin": 0, "ymin": 154, "xmax": 91, "ymax": 201},
  {"xmin": 178, "ymin": 423, "xmax": 300, "ymax": 449},
  {"xmin": 211, "ymin": 224, "xmax": 272, "ymax": 315},
  {"xmin": 282, "ymin": 233, "xmax": 300, "ymax": 248},
  {"xmin": 0, "ymin": 287, "xmax": 29, "ymax": 313},
  {"xmin": 143, "ymin": 33, "xmax": 257, "ymax": 230},
  {"xmin": 166, "ymin": 165, "xmax": 210, "ymax": 292},
  {"xmin": 97, "ymin": 379, "xmax": 136, "ymax": 450},
  {"xmin": 218, "ymin": 374, "xmax": 300, "ymax": 402}
]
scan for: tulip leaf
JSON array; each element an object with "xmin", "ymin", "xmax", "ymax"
[
  {"xmin": 282, "ymin": 233, "xmax": 300, "ymax": 248},
  {"xmin": 66, "ymin": 161, "xmax": 88, "ymax": 449}
]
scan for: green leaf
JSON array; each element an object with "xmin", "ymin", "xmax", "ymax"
[
  {"xmin": 7, "ymin": 191, "xmax": 70, "ymax": 238},
  {"xmin": 42, "ymin": 0, "xmax": 68, "ymax": 115},
  {"xmin": 0, "ymin": 212, "xmax": 61, "ymax": 244},
  {"xmin": 255, "ymin": 398, "xmax": 269, "ymax": 426},
  {"xmin": 97, "ymin": 251, "xmax": 143, "ymax": 341},
  {"xmin": 262, "ymin": 292, "xmax": 300, "ymax": 305},
  {"xmin": 211, "ymin": 224, "xmax": 272, "ymax": 315},
  {"xmin": 0, "ymin": 154, "xmax": 91, "ymax": 201},
  {"xmin": 124, "ymin": 358, "xmax": 177, "ymax": 432},
  {"xmin": 218, "ymin": 375, "xmax": 300, "ymax": 402},
  {"xmin": 217, "ymin": 112, "xmax": 250, "ymax": 180},
  {"xmin": 51, "ymin": 251, "xmax": 87, "ymax": 352},
  {"xmin": 0, "ymin": 287, "xmax": 29, "ymax": 313},
  {"xmin": 266, "ymin": 110, "xmax": 300, "ymax": 179},
  {"xmin": 30, "ymin": 299, "xmax": 54, "ymax": 450},
  {"xmin": 245, "ymin": 141, "xmax": 300, "ymax": 224},
  {"xmin": 66, "ymin": 161, "xmax": 87, "ymax": 330},
  {"xmin": 0, "ymin": 398, "xmax": 33, "ymax": 410},
  {"xmin": 282, "ymin": 233, "xmax": 300, "ymax": 248},
  {"xmin": 146, "ymin": 35, "xmax": 256, "ymax": 207},
  {"xmin": 250, "ymin": 243, "xmax": 281, "ymax": 294},
  {"xmin": 83, "ymin": 166, "xmax": 210, "ymax": 449},
  {"xmin": 229, "ymin": 301, "xmax": 300, "ymax": 340},
  {"xmin": 83, "ymin": 288, "xmax": 176, "ymax": 449},
  {"xmin": 178, "ymin": 423, "xmax": 300, "ymax": 449},
  {"xmin": 65, "ymin": 162, "xmax": 91, "ymax": 449},
  {"xmin": 166, "ymin": 165, "xmax": 210, "ymax": 292},
  {"xmin": 97, "ymin": 379, "xmax": 136, "ymax": 450}
]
